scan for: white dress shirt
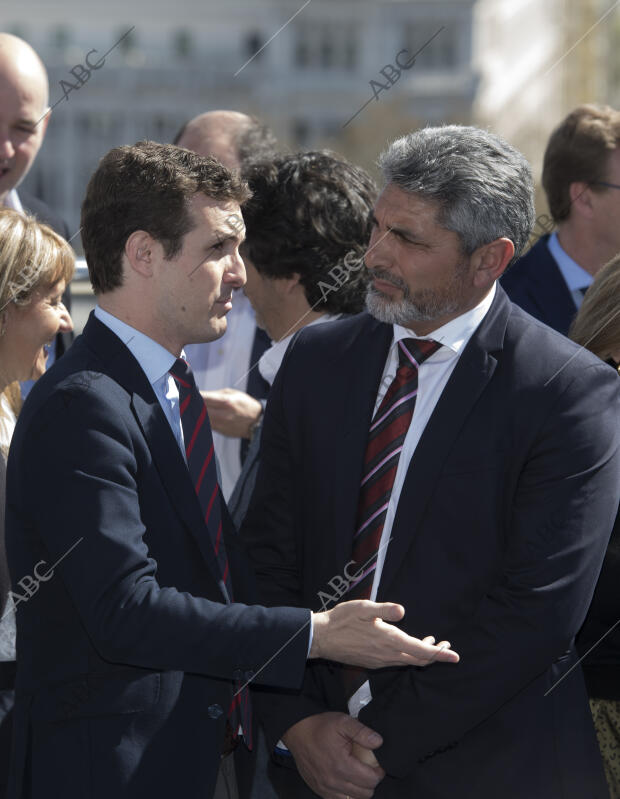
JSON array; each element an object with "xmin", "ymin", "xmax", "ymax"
[
  {"xmin": 348, "ymin": 282, "xmax": 497, "ymax": 718},
  {"xmin": 547, "ymin": 232, "xmax": 593, "ymax": 309},
  {"xmin": 94, "ymin": 306, "xmax": 185, "ymax": 457},
  {"xmin": 258, "ymin": 313, "xmax": 342, "ymax": 387}
]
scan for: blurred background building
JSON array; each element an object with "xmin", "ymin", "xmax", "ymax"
[{"xmin": 3, "ymin": 0, "xmax": 618, "ymax": 327}]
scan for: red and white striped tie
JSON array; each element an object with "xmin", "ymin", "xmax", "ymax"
[{"xmin": 343, "ymin": 338, "xmax": 440, "ymax": 698}]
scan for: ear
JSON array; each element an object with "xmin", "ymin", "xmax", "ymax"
[
  {"xmin": 567, "ymin": 182, "xmax": 595, "ymax": 220},
  {"xmin": 471, "ymin": 237, "xmax": 515, "ymax": 287},
  {"xmin": 277, "ymin": 273, "xmax": 302, "ymax": 296},
  {"xmin": 124, "ymin": 230, "xmax": 156, "ymax": 278}
]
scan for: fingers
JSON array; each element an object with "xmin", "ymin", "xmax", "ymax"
[
  {"xmin": 362, "ymin": 600, "xmax": 404, "ymax": 622},
  {"xmin": 343, "ymin": 716, "xmax": 383, "ymax": 751},
  {"xmin": 435, "ymin": 640, "xmax": 460, "ymax": 662},
  {"xmin": 373, "ymin": 623, "xmax": 460, "ymax": 666}
]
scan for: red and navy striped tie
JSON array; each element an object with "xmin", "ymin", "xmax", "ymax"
[
  {"xmin": 343, "ymin": 338, "xmax": 440, "ymax": 698},
  {"xmin": 169, "ymin": 357, "xmax": 253, "ymax": 748}
]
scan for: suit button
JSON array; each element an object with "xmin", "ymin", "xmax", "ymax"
[
  {"xmin": 207, "ymin": 704, "xmax": 223, "ymax": 719},
  {"xmin": 232, "ymin": 669, "xmax": 243, "ymax": 681}
]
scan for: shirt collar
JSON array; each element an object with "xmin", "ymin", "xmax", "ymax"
[
  {"xmin": 4, "ymin": 189, "xmax": 23, "ymax": 212},
  {"xmin": 392, "ymin": 281, "xmax": 496, "ymax": 359},
  {"xmin": 258, "ymin": 313, "xmax": 341, "ymax": 386},
  {"xmin": 94, "ymin": 306, "xmax": 178, "ymax": 386},
  {"xmin": 547, "ymin": 232, "xmax": 593, "ymax": 291}
]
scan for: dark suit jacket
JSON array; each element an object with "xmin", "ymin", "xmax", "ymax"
[
  {"xmin": 241, "ymin": 287, "xmax": 620, "ymax": 798},
  {"xmin": 18, "ymin": 191, "xmax": 73, "ymax": 356},
  {"xmin": 501, "ymin": 234, "xmax": 578, "ymax": 336},
  {"xmin": 5, "ymin": 313, "xmax": 310, "ymax": 799}
]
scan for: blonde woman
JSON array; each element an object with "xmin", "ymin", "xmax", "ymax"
[
  {"xmin": 0, "ymin": 207, "xmax": 73, "ymax": 797},
  {"xmin": 571, "ymin": 253, "xmax": 620, "ymax": 798}
]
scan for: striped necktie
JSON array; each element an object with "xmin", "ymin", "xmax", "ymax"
[
  {"xmin": 342, "ymin": 338, "xmax": 440, "ymax": 698},
  {"xmin": 169, "ymin": 357, "xmax": 253, "ymax": 748},
  {"xmin": 347, "ymin": 338, "xmax": 441, "ymax": 599}
]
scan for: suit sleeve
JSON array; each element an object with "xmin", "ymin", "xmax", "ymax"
[
  {"xmin": 8, "ymin": 377, "xmax": 310, "ymax": 690},
  {"xmin": 360, "ymin": 362, "xmax": 620, "ymax": 777}
]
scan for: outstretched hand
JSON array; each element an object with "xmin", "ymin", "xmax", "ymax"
[{"xmin": 310, "ymin": 600, "xmax": 460, "ymax": 669}]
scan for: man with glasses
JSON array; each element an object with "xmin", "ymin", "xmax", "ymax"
[{"xmin": 502, "ymin": 104, "xmax": 620, "ymax": 335}]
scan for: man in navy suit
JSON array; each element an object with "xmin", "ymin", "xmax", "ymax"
[
  {"xmin": 241, "ymin": 126, "xmax": 620, "ymax": 798},
  {"xmin": 5, "ymin": 141, "xmax": 457, "ymax": 799},
  {"xmin": 502, "ymin": 104, "xmax": 620, "ymax": 335},
  {"xmin": 0, "ymin": 32, "xmax": 73, "ymax": 357}
]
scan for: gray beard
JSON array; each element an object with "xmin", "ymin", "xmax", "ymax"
[{"xmin": 365, "ymin": 283, "xmax": 463, "ymax": 326}]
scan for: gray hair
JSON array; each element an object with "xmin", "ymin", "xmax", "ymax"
[{"xmin": 377, "ymin": 125, "xmax": 535, "ymax": 267}]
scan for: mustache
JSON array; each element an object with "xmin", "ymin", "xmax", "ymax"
[{"xmin": 369, "ymin": 268, "xmax": 409, "ymax": 293}]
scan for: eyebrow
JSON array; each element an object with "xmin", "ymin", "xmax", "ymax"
[
  {"xmin": 15, "ymin": 117, "xmax": 38, "ymax": 128},
  {"xmin": 207, "ymin": 228, "xmax": 246, "ymax": 248},
  {"xmin": 370, "ymin": 212, "xmax": 416, "ymax": 240}
]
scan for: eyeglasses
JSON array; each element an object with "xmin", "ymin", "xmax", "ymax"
[{"xmin": 591, "ymin": 181, "xmax": 620, "ymax": 191}]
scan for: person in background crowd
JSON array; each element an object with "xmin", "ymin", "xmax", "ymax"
[
  {"xmin": 224, "ymin": 150, "xmax": 375, "ymax": 799},
  {"xmin": 174, "ymin": 110, "xmax": 281, "ymax": 498},
  {"xmin": 241, "ymin": 125, "xmax": 620, "ymax": 798},
  {"xmin": 226, "ymin": 150, "xmax": 375, "ymax": 529},
  {"xmin": 502, "ymin": 104, "xmax": 620, "ymax": 336},
  {"xmin": 571, "ymin": 254, "xmax": 620, "ymax": 798},
  {"xmin": 0, "ymin": 33, "xmax": 73, "ymax": 362},
  {"xmin": 0, "ymin": 207, "xmax": 73, "ymax": 798},
  {"xmin": 5, "ymin": 141, "xmax": 457, "ymax": 799}
]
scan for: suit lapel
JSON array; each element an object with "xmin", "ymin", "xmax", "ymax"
[
  {"xmin": 130, "ymin": 393, "xmax": 228, "ymax": 598},
  {"xmin": 81, "ymin": 314, "xmax": 227, "ymax": 599},
  {"xmin": 329, "ymin": 317, "xmax": 393, "ymax": 572},
  {"xmin": 377, "ymin": 288, "xmax": 510, "ymax": 599}
]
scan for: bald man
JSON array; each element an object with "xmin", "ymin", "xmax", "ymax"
[
  {"xmin": 0, "ymin": 33, "xmax": 72, "ymax": 354},
  {"xmin": 174, "ymin": 111, "xmax": 278, "ymax": 500}
]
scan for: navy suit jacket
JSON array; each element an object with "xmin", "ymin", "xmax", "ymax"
[
  {"xmin": 501, "ymin": 234, "xmax": 578, "ymax": 336},
  {"xmin": 5, "ymin": 313, "xmax": 310, "ymax": 799},
  {"xmin": 241, "ymin": 287, "xmax": 620, "ymax": 798},
  {"xmin": 18, "ymin": 191, "xmax": 73, "ymax": 356}
]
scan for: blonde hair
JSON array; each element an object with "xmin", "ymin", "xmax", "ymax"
[
  {"xmin": 0, "ymin": 208, "xmax": 75, "ymax": 438},
  {"xmin": 569, "ymin": 253, "xmax": 620, "ymax": 366}
]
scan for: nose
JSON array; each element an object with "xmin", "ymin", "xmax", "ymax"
[
  {"xmin": 0, "ymin": 133, "xmax": 14, "ymax": 161},
  {"xmin": 57, "ymin": 302, "xmax": 74, "ymax": 333},
  {"xmin": 365, "ymin": 225, "xmax": 390, "ymax": 271},
  {"xmin": 226, "ymin": 248, "xmax": 246, "ymax": 289}
]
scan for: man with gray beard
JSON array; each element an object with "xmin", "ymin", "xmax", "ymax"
[{"xmin": 240, "ymin": 126, "xmax": 620, "ymax": 798}]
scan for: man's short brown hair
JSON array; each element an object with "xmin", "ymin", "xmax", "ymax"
[
  {"xmin": 543, "ymin": 104, "xmax": 620, "ymax": 223},
  {"xmin": 81, "ymin": 140, "xmax": 250, "ymax": 294}
]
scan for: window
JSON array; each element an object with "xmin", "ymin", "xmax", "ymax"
[
  {"xmin": 173, "ymin": 30, "xmax": 192, "ymax": 59},
  {"xmin": 294, "ymin": 22, "xmax": 358, "ymax": 70},
  {"xmin": 117, "ymin": 26, "xmax": 136, "ymax": 54},
  {"xmin": 292, "ymin": 119, "xmax": 311, "ymax": 146},
  {"xmin": 245, "ymin": 31, "xmax": 265, "ymax": 62},
  {"xmin": 402, "ymin": 21, "xmax": 459, "ymax": 71},
  {"xmin": 52, "ymin": 26, "xmax": 71, "ymax": 51}
]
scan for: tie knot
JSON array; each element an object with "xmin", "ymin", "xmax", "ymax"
[
  {"xmin": 169, "ymin": 357, "xmax": 195, "ymax": 390},
  {"xmin": 398, "ymin": 338, "xmax": 441, "ymax": 370}
]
